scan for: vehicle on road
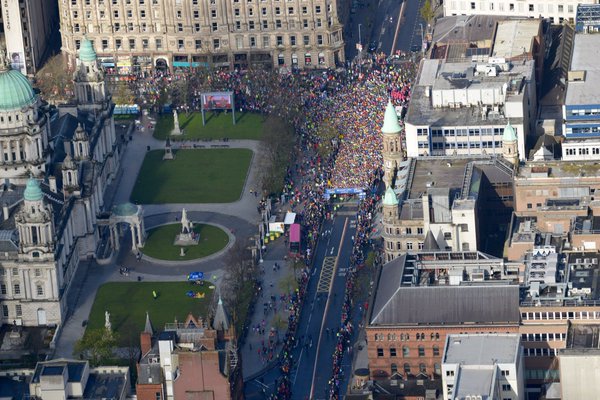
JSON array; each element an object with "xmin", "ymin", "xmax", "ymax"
[{"xmin": 368, "ymin": 41, "xmax": 378, "ymax": 52}]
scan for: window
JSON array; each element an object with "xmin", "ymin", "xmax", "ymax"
[
  {"xmin": 262, "ymin": 36, "xmax": 270, "ymax": 47},
  {"xmin": 155, "ymin": 392, "xmax": 161, "ymax": 400},
  {"xmin": 402, "ymin": 346, "xmax": 409, "ymax": 357},
  {"xmin": 250, "ymin": 36, "xmax": 256, "ymax": 47},
  {"xmin": 391, "ymin": 363, "xmax": 398, "ymax": 374},
  {"xmin": 502, "ymin": 384, "xmax": 511, "ymax": 391},
  {"xmin": 249, "ymin": 21, "xmax": 255, "ymax": 30},
  {"xmin": 276, "ymin": 19, "xmax": 282, "ymax": 28},
  {"xmin": 13, "ymin": 283, "xmax": 20, "ymax": 295},
  {"xmin": 418, "ymin": 346, "xmax": 425, "ymax": 357},
  {"xmin": 377, "ymin": 348, "xmax": 384, "ymax": 357},
  {"xmin": 15, "ymin": 305, "xmax": 22, "ymax": 317},
  {"xmin": 417, "ymin": 227, "xmax": 423, "ymax": 234},
  {"xmin": 501, "ymin": 370, "xmax": 510, "ymax": 377},
  {"xmin": 178, "ymin": 23, "xmax": 183, "ymax": 32},
  {"xmin": 127, "ymin": 9, "xmax": 133, "ymax": 18},
  {"xmin": 212, "ymin": 22, "xmax": 218, "ymax": 31},
  {"xmin": 406, "ymin": 242, "xmax": 413, "ymax": 250},
  {"xmin": 102, "ymin": 39, "xmax": 108, "ymax": 50},
  {"xmin": 315, "ymin": 5, "xmax": 321, "ymax": 13},
  {"xmin": 404, "ymin": 363, "xmax": 411, "ymax": 373},
  {"xmin": 194, "ymin": 10, "xmax": 200, "ymax": 19},
  {"xmin": 406, "ymin": 227, "xmax": 412, "ymax": 234},
  {"xmin": 2, "ymin": 305, "xmax": 7, "ymax": 317},
  {"xmin": 288, "ymin": 6, "xmax": 294, "ymax": 14},
  {"xmin": 129, "ymin": 38, "xmax": 136, "ymax": 49},
  {"xmin": 0, "ymin": 284, "xmax": 5, "ymax": 295},
  {"xmin": 113, "ymin": 10, "xmax": 119, "ymax": 18},
  {"xmin": 527, "ymin": 203, "xmax": 532, "ymax": 209},
  {"xmin": 177, "ymin": 39, "xmax": 184, "ymax": 49},
  {"xmin": 433, "ymin": 345, "xmax": 439, "ymax": 356},
  {"xmin": 277, "ymin": 36, "xmax": 283, "ymax": 46},
  {"xmin": 290, "ymin": 35, "xmax": 296, "ymax": 46},
  {"xmin": 528, "ymin": 4, "xmax": 534, "ymax": 11},
  {"xmin": 419, "ymin": 363, "xmax": 426, "ymax": 373},
  {"xmin": 262, "ymin": 20, "xmax": 268, "ymax": 29},
  {"xmin": 213, "ymin": 39, "xmax": 220, "ymax": 49},
  {"xmin": 155, "ymin": 38, "xmax": 162, "ymax": 49},
  {"xmin": 37, "ymin": 284, "xmax": 44, "ymax": 296},
  {"xmin": 446, "ymin": 370, "xmax": 455, "ymax": 377},
  {"xmin": 444, "ymin": 232, "xmax": 452, "ymax": 240},
  {"xmin": 558, "ymin": 5, "xmax": 563, "ymax": 12},
  {"xmin": 116, "ymin": 39, "xmax": 122, "ymax": 49},
  {"xmin": 303, "ymin": 35, "xmax": 310, "ymax": 45},
  {"xmin": 470, "ymin": 2, "xmax": 475, "ymax": 9},
  {"xmin": 390, "ymin": 347, "xmax": 397, "ymax": 357},
  {"xmin": 211, "ymin": 9, "xmax": 217, "ymax": 18}
]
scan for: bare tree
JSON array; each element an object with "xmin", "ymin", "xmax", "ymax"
[{"xmin": 34, "ymin": 53, "xmax": 74, "ymax": 103}]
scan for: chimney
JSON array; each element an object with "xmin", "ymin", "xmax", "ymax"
[
  {"xmin": 140, "ymin": 331, "xmax": 152, "ymax": 357},
  {"xmin": 2, "ymin": 203, "xmax": 8, "ymax": 221},
  {"xmin": 48, "ymin": 176, "xmax": 57, "ymax": 193}
]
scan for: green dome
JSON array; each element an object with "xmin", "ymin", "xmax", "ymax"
[
  {"xmin": 502, "ymin": 122, "xmax": 517, "ymax": 142},
  {"xmin": 24, "ymin": 179, "xmax": 43, "ymax": 202},
  {"xmin": 79, "ymin": 37, "xmax": 97, "ymax": 62},
  {"xmin": 113, "ymin": 202, "xmax": 138, "ymax": 216},
  {"xmin": 381, "ymin": 100, "xmax": 401, "ymax": 134},
  {"xmin": 0, "ymin": 69, "xmax": 36, "ymax": 111},
  {"xmin": 382, "ymin": 186, "xmax": 399, "ymax": 206}
]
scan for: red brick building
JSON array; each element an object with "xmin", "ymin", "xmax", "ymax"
[{"xmin": 366, "ymin": 253, "xmax": 521, "ymax": 380}]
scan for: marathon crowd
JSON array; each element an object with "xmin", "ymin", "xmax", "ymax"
[{"xmin": 120, "ymin": 56, "xmax": 415, "ymax": 399}]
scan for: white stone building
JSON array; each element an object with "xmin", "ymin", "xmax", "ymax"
[
  {"xmin": 442, "ymin": 333, "xmax": 525, "ymax": 400},
  {"xmin": 444, "ymin": 0, "xmax": 594, "ymax": 25},
  {"xmin": 58, "ymin": 0, "xmax": 345, "ymax": 71},
  {"xmin": 0, "ymin": 38, "xmax": 121, "ymax": 327}
]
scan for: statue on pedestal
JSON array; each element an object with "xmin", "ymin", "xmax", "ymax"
[
  {"xmin": 174, "ymin": 208, "xmax": 199, "ymax": 246},
  {"xmin": 105, "ymin": 311, "xmax": 112, "ymax": 332},
  {"xmin": 171, "ymin": 109, "xmax": 182, "ymax": 136}
]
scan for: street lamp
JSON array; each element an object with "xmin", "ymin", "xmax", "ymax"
[
  {"xmin": 358, "ymin": 23, "xmax": 362, "ymax": 47},
  {"xmin": 419, "ymin": 23, "xmax": 425, "ymax": 55}
]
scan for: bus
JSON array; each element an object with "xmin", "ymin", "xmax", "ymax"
[{"xmin": 289, "ymin": 223, "xmax": 301, "ymax": 256}]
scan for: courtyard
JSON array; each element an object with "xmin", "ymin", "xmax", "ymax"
[
  {"xmin": 142, "ymin": 223, "xmax": 230, "ymax": 261},
  {"xmin": 130, "ymin": 148, "xmax": 252, "ymax": 204},
  {"xmin": 153, "ymin": 111, "xmax": 264, "ymax": 140},
  {"xmin": 85, "ymin": 281, "xmax": 213, "ymax": 346}
]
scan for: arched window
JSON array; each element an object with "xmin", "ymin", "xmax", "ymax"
[
  {"xmin": 434, "ymin": 363, "xmax": 441, "ymax": 375},
  {"xmin": 435, "ymin": 333, "xmax": 440, "ymax": 340},
  {"xmin": 403, "ymin": 363, "xmax": 411, "ymax": 374},
  {"xmin": 402, "ymin": 346, "xmax": 409, "ymax": 357},
  {"xmin": 391, "ymin": 363, "xmax": 398, "ymax": 374},
  {"xmin": 419, "ymin": 363, "xmax": 427, "ymax": 373},
  {"xmin": 418, "ymin": 345, "xmax": 425, "ymax": 357},
  {"xmin": 36, "ymin": 284, "xmax": 44, "ymax": 296},
  {"xmin": 433, "ymin": 345, "xmax": 440, "ymax": 356}
]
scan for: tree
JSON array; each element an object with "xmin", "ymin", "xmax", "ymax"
[
  {"xmin": 259, "ymin": 115, "xmax": 295, "ymax": 195},
  {"xmin": 420, "ymin": 0, "xmax": 435, "ymax": 25},
  {"xmin": 74, "ymin": 328, "xmax": 119, "ymax": 366},
  {"xmin": 113, "ymin": 83, "xmax": 135, "ymax": 105},
  {"xmin": 34, "ymin": 53, "xmax": 74, "ymax": 103}
]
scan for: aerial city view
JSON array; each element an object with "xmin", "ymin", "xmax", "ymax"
[{"xmin": 0, "ymin": 0, "xmax": 600, "ymax": 399}]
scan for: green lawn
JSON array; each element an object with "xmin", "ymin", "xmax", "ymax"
[
  {"xmin": 143, "ymin": 223, "xmax": 229, "ymax": 261},
  {"xmin": 130, "ymin": 149, "xmax": 252, "ymax": 203},
  {"xmin": 153, "ymin": 112, "xmax": 264, "ymax": 140},
  {"xmin": 86, "ymin": 281, "xmax": 214, "ymax": 346}
]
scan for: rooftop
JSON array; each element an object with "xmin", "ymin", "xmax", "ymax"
[
  {"xmin": 370, "ymin": 256, "xmax": 520, "ymax": 325},
  {"xmin": 517, "ymin": 161, "xmax": 600, "ymax": 179},
  {"xmin": 567, "ymin": 252, "xmax": 600, "ymax": 299},
  {"xmin": 492, "ymin": 20, "xmax": 540, "ymax": 59},
  {"xmin": 566, "ymin": 34, "xmax": 600, "ymax": 106},
  {"xmin": 432, "ymin": 15, "xmax": 502, "ymax": 47},
  {"xmin": 444, "ymin": 333, "xmax": 521, "ymax": 365},
  {"xmin": 407, "ymin": 158, "xmax": 470, "ymax": 200}
]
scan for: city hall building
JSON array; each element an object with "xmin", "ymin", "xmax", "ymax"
[{"xmin": 58, "ymin": 0, "xmax": 346, "ymax": 72}]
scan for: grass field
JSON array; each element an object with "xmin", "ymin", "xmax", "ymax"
[
  {"xmin": 143, "ymin": 223, "xmax": 229, "ymax": 261},
  {"xmin": 130, "ymin": 149, "xmax": 252, "ymax": 204},
  {"xmin": 86, "ymin": 281, "xmax": 214, "ymax": 346},
  {"xmin": 153, "ymin": 111, "xmax": 264, "ymax": 140}
]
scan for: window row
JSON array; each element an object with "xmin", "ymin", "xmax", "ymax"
[
  {"xmin": 431, "ymin": 127, "xmax": 504, "ymax": 137},
  {"xmin": 521, "ymin": 310, "xmax": 600, "ymax": 320},
  {"xmin": 385, "ymin": 241, "xmax": 424, "ymax": 251},
  {"xmin": 388, "ymin": 362, "xmax": 440, "ymax": 376},
  {"xmin": 376, "ymin": 345, "xmax": 441, "ymax": 358},
  {"xmin": 523, "ymin": 348, "xmax": 559, "ymax": 357},
  {"xmin": 1, "ymin": 304, "xmax": 22, "ymax": 318},
  {"xmin": 373, "ymin": 332, "xmax": 441, "ymax": 342},
  {"xmin": 458, "ymin": 1, "xmax": 574, "ymax": 14},
  {"xmin": 383, "ymin": 227, "xmax": 425, "ymax": 235},
  {"xmin": 0, "ymin": 282, "xmax": 45, "ymax": 296},
  {"xmin": 564, "ymin": 147, "xmax": 600, "ymax": 156},
  {"xmin": 521, "ymin": 333, "xmax": 566, "ymax": 342}
]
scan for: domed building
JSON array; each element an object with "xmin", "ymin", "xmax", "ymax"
[{"xmin": 0, "ymin": 40, "xmax": 121, "ymax": 328}]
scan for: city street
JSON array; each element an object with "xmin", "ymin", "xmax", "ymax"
[{"xmin": 244, "ymin": 203, "xmax": 358, "ymax": 399}]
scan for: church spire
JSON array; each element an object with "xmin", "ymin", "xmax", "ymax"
[
  {"xmin": 144, "ymin": 311, "xmax": 154, "ymax": 335},
  {"xmin": 213, "ymin": 294, "xmax": 230, "ymax": 332}
]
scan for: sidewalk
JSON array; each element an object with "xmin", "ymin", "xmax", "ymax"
[{"xmin": 241, "ymin": 237, "xmax": 296, "ymax": 380}]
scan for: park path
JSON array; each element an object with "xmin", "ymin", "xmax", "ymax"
[
  {"xmin": 53, "ymin": 112, "xmax": 275, "ymax": 361},
  {"xmin": 113, "ymin": 113, "xmax": 265, "ymax": 224}
]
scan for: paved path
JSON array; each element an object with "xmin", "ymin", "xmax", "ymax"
[{"xmin": 52, "ymin": 112, "xmax": 294, "ymax": 368}]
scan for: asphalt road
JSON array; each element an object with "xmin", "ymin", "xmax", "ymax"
[
  {"xmin": 290, "ymin": 206, "xmax": 357, "ymax": 400},
  {"xmin": 243, "ymin": 204, "xmax": 358, "ymax": 399},
  {"xmin": 394, "ymin": 0, "xmax": 427, "ymax": 53}
]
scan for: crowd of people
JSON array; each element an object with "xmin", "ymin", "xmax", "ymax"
[{"xmin": 116, "ymin": 55, "xmax": 416, "ymax": 399}]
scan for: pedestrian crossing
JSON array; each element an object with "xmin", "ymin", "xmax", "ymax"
[{"xmin": 317, "ymin": 256, "xmax": 337, "ymax": 292}]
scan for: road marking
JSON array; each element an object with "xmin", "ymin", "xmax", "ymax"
[
  {"xmin": 390, "ymin": 1, "xmax": 406, "ymax": 54},
  {"xmin": 316, "ymin": 256, "xmax": 336, "ymax": 292},
  {"xmin": 310, "ymin": 217, "xmax": 349, "ymax": 399}
]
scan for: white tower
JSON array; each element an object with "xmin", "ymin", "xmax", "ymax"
[
  {"xmin": 502, "ymin": 122, "xmax": 519, "ymax": 165},
  {"xmin": 15, "ymin": 179, "xmax": 55, "ymax": 256},
  {"xmin": 381, "ymin": 100, "xmax": 404, "ymax": 186},
  {"xmin": 73, "ymin": 123, "xmax": 90, "ymax": 160},
  {"xmin": 73, "ymin": 37, "xmax": 109, "ymax": 114}
]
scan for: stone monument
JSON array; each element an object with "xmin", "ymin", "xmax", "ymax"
[
  {"xmin": 174, "ymin": 208, "xmax": 199, "ymax": 246},
  {"xmin": 163, "ymin": 137, "xmax": 174, "ymax": 160},
  {"xmin": 171, "ymin": 109, "xmax": 182, "ymax": 136},
  {"xmin": 105, "ymin": 311, "xmax": 112, "ymax": 332}
]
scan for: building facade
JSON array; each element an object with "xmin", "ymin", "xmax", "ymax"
[
  {"xmin": 58, "ymin": 0, "xmax": 345, "ymax": 72},
  {"xmin": 0, "ymin": 0, "xmax": 60, "ymax": 76},
  {"xmin": 366, "ymin": 254, "xmax": 521, "ymax": 380},
  {"xmin": 442, "ymin": 334, "xmax": 524, "ymax": 400},
  {"xmin": 0, "ymin": 39, "xmax": 121, "ymax": 327},
  {"xmin": 443, "ymin": 0, "xmax": 596, "ymax": 25}
]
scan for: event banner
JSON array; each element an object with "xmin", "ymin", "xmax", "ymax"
[{"xmin": 201, "ymin": 92, "xmax": 234, "ymax": 110}]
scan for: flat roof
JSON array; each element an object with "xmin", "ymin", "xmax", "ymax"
[
  {"xmin": 566, "ymin": 34, "xmax": 600, "ymax": 106},
  {"xmin": 517, "ymin": 161, "xmax": 600, "ymax": 179},
  {"xmin": 444, "ymin": 333, "xmax": 520, "ymax": 364},
  {"xmin": 408, "ymin": 158, "xmax": 469, "ymax": 199},
  {"xmin": 433, "ymin": 15, "xmax": 502, "ymax": 46},
  {"xmin": 492, "ymin": 20, "xmax": 540, "ymax": 59},
  {"xmin": 454, "ymin": 369, "xmax": 494, "ymax": 399}
]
